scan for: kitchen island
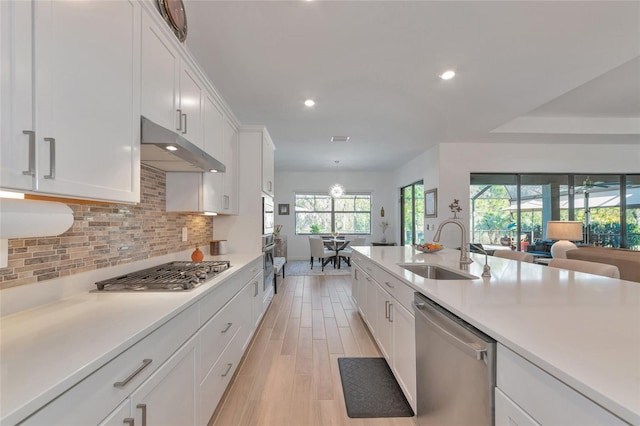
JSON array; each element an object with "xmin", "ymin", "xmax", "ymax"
[
  {"xmin": 0, "ymin": 252, "xmax": 264, "ymax": 426},
  {"xmin": 353, "ymin": 245, "xmax": 639, "ymax": 425}
]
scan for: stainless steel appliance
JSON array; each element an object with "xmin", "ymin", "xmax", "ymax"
[
  {"xmin": 413, "ymin": 293, "xmax": 496, "ymax": 426},
  {"xmin": 93, "ymin": 260, "xmax": 231, "ymax": 292},
  {"xmin": 262, "ymin": 234, "xmax": 275, "ymax": 293},
  {"xmin": 262, "ymin": 195, "xmax": 274, "ymax": 235}
]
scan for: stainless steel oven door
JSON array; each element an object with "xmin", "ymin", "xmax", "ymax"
[
  {"xmin": 263, "ymin": 195, "xmax": 274, "ymax": 235},
  {"xmin": 263, "ymin": 234, "xmax": 275, "ymax": 292}
]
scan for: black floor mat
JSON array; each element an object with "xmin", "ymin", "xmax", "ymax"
[{"xmin": 337, "ymin": 357, "xmax": 414, "ymax": 418}]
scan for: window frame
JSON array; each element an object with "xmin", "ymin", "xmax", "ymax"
[{"xmin": 294, "ymin": 192, "xmax": 372, "ymax": 235}]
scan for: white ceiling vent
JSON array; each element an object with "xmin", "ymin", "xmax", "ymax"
[{"xmin": 330, "ymin": 136, "xmax": 350, "ymax": 143}]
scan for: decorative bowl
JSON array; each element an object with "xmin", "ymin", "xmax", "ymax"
[{"xmin": 412, "ymin": 244, "xmax": 443, "ymax": 254}]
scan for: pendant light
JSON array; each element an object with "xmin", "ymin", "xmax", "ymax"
[{"xmin": 328, "ymin": 160, "xmax": 345, "ymax": 198}]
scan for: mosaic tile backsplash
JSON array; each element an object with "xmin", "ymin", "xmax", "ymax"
[{"xmin": 1, "ymin": 165, "xmax": 214, "ymax": 289}]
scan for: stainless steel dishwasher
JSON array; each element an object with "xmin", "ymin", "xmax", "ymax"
[{"xmin": 413, "ymin": 292, "xmax": 496, "ymax": 426}]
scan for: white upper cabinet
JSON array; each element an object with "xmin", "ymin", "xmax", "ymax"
[
  {"xmin": 261, "ymin": 132, "xmax": 275, "ymax": 197},
  {"xmin": 141, "ymin": 12, "xmax": 179, "ymax": 133},
  {"xmin": 222, "ymin": 117, "xmax": 238, "ymax": 214},
  {"xmin": 141, "ymin": 11, "xmax": 204, "ymax": 149},
  {"xmin": 1, "ymin": 0, "xmax": 141, "ymax": 203},
  {"xmin": 178, "ymin": 66, "xmax": 205, "ymax": 149}
]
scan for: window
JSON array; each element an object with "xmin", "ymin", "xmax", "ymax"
[
  {"xmin": 401, "ymin": 181, "xmax": 424, "ymax": 245},
  {"xmin": 470, "ymin": 173, "xmax": 640, "ymax": 250},
  {"xmin": 295, "ymin": 193, "xmax": 371, "ymax": 234}
]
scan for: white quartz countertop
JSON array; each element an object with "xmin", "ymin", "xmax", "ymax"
[
  {"xmin": 0, "ymin": 252, "xmax": 262, "ymax": 425},
  {"xmin": 354, "ymin": 246, "xmax": 640, "ymax": 425}
]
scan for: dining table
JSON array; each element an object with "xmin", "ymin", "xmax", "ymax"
[{"xmin": 323, "ymin": 237, "xmax": 351, "ymax": 268}]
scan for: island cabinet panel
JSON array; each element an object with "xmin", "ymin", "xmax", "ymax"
[
  {"xmin": 1, "ymin": 0, "xmax": 141, "ymax": 202},
  {"xmin": 496, "ymin": 344, "xmax": 627, "ymax": 426},
  {"xmin": 495, "ymin": 388, "xmax": 541, "ymax": 426},
  {"xmin": 351, "ymin": 258, "xmax": 417, "ymax": 412},
  {"xmin": 97, "ymin": 399, "xmax": 131, "ymax": 426}
]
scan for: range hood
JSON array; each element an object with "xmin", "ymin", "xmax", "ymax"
[{"xmin": 140, "ymin": 117, "xmax": 226, "ymax": 173}]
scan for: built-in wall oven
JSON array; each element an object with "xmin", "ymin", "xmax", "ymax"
[
  {"xmin": 262, "ymin": 195, "xmax": 274, "ymax": 235},
  {"xmin": 262, "ymin": 234, "xmax": 275, "ymax": 293}
]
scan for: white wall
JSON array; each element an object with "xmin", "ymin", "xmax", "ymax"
[
  {"xmin": 393, "ymin": 142, "xmax": 640, "ymax": 249},
  {"xmin": 274, "ymin": 170, "xmax": 395, "ymax": 261}
]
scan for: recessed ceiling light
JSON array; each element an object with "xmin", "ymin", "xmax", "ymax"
[
  {"xmin": 439, "ymin": 70, "xmax": 456, "ymax": 80},
  {"xmin": 304, "ymin": 99, "xmax": 315, "ymax": 107},
  {"xmin": 165, "ymin": 145, "xmax": 178, "ymax": 151},
  {"xmin": 331, "ymin": 136, "xmax": 350, "ymax": 142}
]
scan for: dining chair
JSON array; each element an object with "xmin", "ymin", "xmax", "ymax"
[
  {"xmin": 548, "ymin": 259, "xmax": 620, "ymax": 279},
  {"xmin": 338, "ymin": 236, "xmax": 367, "ymax": 267},
  {"xmin": 493, "ymin": 250, "xmax": 534, "ymax": 263},
  {"xmin": 309, "ymin": 236, "xmax": 336, "ymax": 271}
]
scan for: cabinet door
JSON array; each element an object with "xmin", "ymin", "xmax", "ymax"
[
  {"xmin": 392, "ymin": 300, "xmax": 416, "ymax": 410},
  {"xmin": 261, "ymin": 133, "xmax": 274, "ymax": 196},
  {"xmin": 222, "ymin": 117, "xmax": 239, "ymax": 214},
  {"xmin": 374, "ymin": 283, "xmax": 393, "ymax": 361},
  {"xmin": 34, "ymin": 0, "xmax": 140, "ymax": 202},
  {"xmin": 179, "ymin": 66, "xmax": 204, "ymax": 149},
  {"xmin": 363, "ymin": 274, "xmax": 377, "ymax": 334},
  {"xmin": 131, "ymin": 336, "xmax": 198, "ymax": 426},
  {"xmin": 98, "ymin": 399, "xmax": 132, "ymax": 426},
  {"xmin": 495, "ymin": 388, "xmax": 541, "ymax": 426},
  {"xmin": 141, "ymin": 12, "xmax": 179, "ymax": 132},
  {"xmin": 0, "ymin": 0, "xmax": 35, "ymax": 191}
]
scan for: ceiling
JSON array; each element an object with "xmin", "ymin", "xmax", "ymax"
[{"xmin": 184, "ymin": 1, "xmax": 640, "ymax": 172}]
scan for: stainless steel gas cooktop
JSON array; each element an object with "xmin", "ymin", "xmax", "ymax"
[{"xmin": 94, "ymin": 261, "xmax": 231, "ymax": 292}]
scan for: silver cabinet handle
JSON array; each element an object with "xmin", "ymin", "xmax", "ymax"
[
  {"xmin": 224, "ymin": 195, "xmax": 229, "ymax": 209},
  {"xmin": 176, "ymin": 109, "xmax": 182, "ymax": 131},
  {"xmin": 136, "ymin": 403, "xmax": 147, "ymax": 426},
  {"xmin": 43, "ymin": 137, "xmax": 55, "ymax": 179},
  {"xmin": 221, "ymin": 322, "xmax": 232, "ymax": 333},
  {"xmin": 365, "ymin": 276, "xmax": 372, "ymax": 282},
  {"xmin": 181, "ymin": 113, "xmax": 187, "ymax": 134},
  {"xmin": 384, "ymin": 300, "xmax": 389, "ymax": 319},
  {"xmin": 384, "ymin": 281, "xmax": 394, "ymax": 289},
  {"xmin": 254, "ymin": 281, "xmax": 258, "ymax": 297},
  {"xmin": 388, "ymin": 303, "xmax": 393, "ymax": 322},
  {"xmin": 22, "ymin": 130, "xmax": 35, "ymax": 176},
  {"xmin": 221, "ymin": 363, "xmax": 233, "ymax": 377},
  {"xmin": 123, "ymin": 419, "xmax": 134, "ymax": 426},
  {"xmin": 113, "ymin": 359, "xmax": 152, "ymax": 388}
]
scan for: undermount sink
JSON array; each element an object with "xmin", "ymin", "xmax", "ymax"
[{"xmin": 398, "ymin": 264, "xmax": 478, "ymax": 280}]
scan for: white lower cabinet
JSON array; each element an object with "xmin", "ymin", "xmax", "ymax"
[
  {"xmin": 351, "ymin": 259, "xmax": 417, "ymax": 412},
  {"xmin": 495, "ymin": 388, "xmax": 541, "ymax": 426},
  {"xmin": 130, "ymin": 336, "xmax": 198, "ymax": 426},
  {"xmin": 17, "ymin": 259, "xmax": 270, "ymax": 426},
  {"xmin": 496, "ymin": 344, "xmax": 626, "ymax": 426}
]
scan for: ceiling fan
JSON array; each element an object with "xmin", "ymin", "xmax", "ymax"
[{"xmin": 576, "ymin": 176, "xmax": 613, "ymax": 193}]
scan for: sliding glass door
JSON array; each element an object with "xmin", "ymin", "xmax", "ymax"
[{"xmin": 401, "ymin": 181, "xmax": 424, "ymax": 245}]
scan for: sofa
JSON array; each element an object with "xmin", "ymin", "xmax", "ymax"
[{"xmin": 566, "ymin": 247, "xmax": 640, "ymax": 283}]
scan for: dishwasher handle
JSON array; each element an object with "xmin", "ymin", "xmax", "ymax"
[{"xmin": 413, "ymin": 301, "xmax": 488, "ymax": 361}]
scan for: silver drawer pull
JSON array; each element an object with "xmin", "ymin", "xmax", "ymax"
[
  {"xmin": 221, "ymin": 322, "xmax": 233, "ymax": 333},
  {"xmin": 113, "ymin": 359, "xmax": 152, "ymax": 388},
  {"xmin": 43, "ymin": 137, "xmax": 55, "ymax": 179},
  {"xmin": 136, "ymin": 403, "xmax": 147, "ymax": 426},
  {"xmin": 384, "ymin": 281, "xmax": 395, "ymax": 289},
  {"xmin": 221, "ymin": 363, "xmax": 233, "ymax": 377},
  {"xmin": 22, "ymin": 130, "xmax": 35, "ymax": 176},
  {"xmin": 123, "ymin": 419, "xmax": 134, "ymax": 426}
]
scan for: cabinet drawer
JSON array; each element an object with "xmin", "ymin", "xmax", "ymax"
[
  {"xmin": 199, "ymin": 327, "xmax": 245, "ymax": 426},
  {"xmin": 497, "ymin": 344, "xmax": 626, "ymax": 426},
  {"xmin": 200, "ymin": 257, "xmax": 261, "ymax": 323},
  {"xmin": 375, "ymin": 267, "xmax": 414, "ymax": 312},
  {"xmin": 199, "ymin": 287, "xmax": 244, "ymax": 382},
  {"xmin": 22, "ymin": 305, "xmax": 199, "ymax": 426}
]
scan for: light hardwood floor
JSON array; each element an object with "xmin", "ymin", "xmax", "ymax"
[{"xmin": 209, "ymin": 274, "xmax": 416, "ymax": 426}]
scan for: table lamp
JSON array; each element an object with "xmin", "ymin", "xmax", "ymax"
[{"xmin": 546, "ymin": 221, "xmax": 583, "ymax": 259}]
